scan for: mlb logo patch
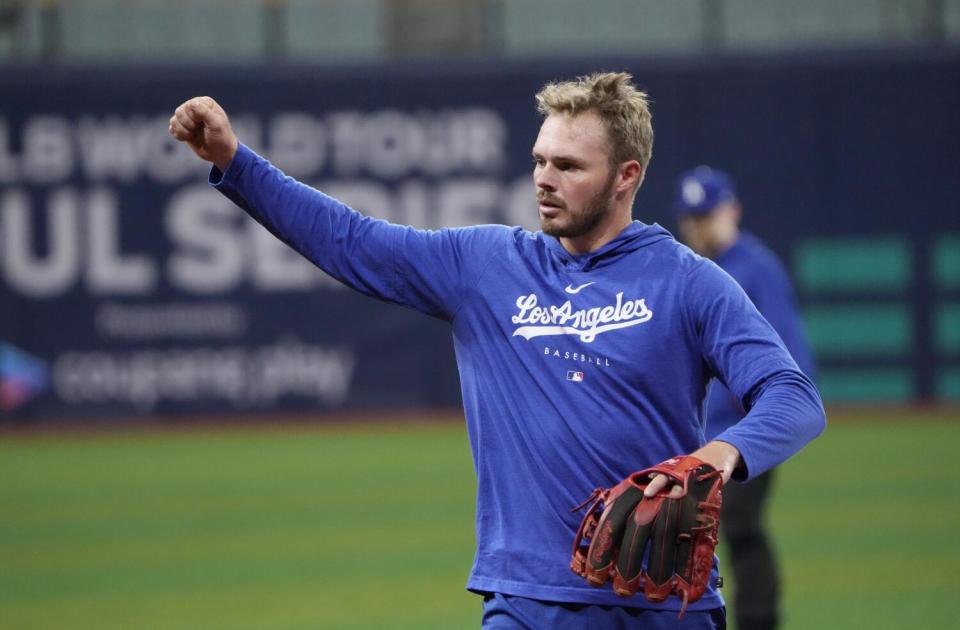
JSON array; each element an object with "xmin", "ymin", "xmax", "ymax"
[{"xmin": 566, "ymin": 371, "xmax": 584, "ymax": 382}]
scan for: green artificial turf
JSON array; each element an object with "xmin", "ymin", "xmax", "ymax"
[
  {"xmin": 1, "ymin": 411, "xmax": 958, "ymax": 629},
  {"xmin": 766, "ymin": 412, "xmax": 960, "ymax": 630}
]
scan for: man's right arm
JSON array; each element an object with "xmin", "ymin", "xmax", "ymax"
[{"xmin": 169, "ymin": 96, "xmax": 505, "ymax": 320}]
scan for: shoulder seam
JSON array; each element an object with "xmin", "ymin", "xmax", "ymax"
[{"xmin": 450, "ymin": 226, "xmax": 514, "ymax": 319}]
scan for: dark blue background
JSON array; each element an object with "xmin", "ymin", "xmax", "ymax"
[{"xmin": 2, "ymin": 49, "xmax": 958, "ymax": 421}]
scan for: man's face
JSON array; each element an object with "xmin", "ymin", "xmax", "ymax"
[
  {"xmin": 677, "ymin": 204, "xmax": 739, "ymax": 258},
  {"xmin": 532, "ymin": 112, "xmax": 618, "ymax": 238}
]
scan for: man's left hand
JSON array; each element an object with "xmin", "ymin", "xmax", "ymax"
[{"xmin": 644, "ymin": 440, "xmax": 740, "ymax": 498}]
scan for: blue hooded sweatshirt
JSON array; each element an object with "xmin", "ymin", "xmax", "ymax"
[{"xmin": 212, "ymin": 144, "xmax": 826, "ymax": 611}]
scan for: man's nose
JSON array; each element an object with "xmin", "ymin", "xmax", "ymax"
[{"xmin": 535, "ymin": 164, "xmax": 557, "ymax": 191}]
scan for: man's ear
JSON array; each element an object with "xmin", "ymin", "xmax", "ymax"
[{"xmin": 617, "ymin": 160, "xmax": 643, "ymax": 193}]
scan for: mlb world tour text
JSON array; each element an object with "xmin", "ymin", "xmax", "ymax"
[
  {"xmin": 0, "ymin": 108, "xmax": 533, "ymax": 299},
  {"xmin": 0, "ymin": 107, "xmax": 524, "ymax": 413}
]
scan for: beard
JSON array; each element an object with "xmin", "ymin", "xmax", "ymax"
[{"xmin": 539, "ymin": 171, "xmax": 618, "ymax": 238}]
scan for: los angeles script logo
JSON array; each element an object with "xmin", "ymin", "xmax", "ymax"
[{"xmin": 511, "ymin": 292, "xmax": 653, "ymax": 343}]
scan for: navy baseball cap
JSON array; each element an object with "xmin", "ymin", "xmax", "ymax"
[{"xmin": 673, "ymin": 166, "xmax": 738, "ymax": 216}]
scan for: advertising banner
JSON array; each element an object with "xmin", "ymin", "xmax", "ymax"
[{"xmin": 2, "ymin": 52, "xmax": 958, "ymax": 421}]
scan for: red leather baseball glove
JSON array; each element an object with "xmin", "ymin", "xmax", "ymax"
[{"xmin": 570, "ymin": 456, "xmax": 723, "ymax": 617}]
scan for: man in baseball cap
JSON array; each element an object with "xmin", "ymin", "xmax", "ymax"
[
  {"xmin": 674, "ymin": 165, "xmax": 817, "ymax": 630},
  {"xmin": 675, "ymin": 166, "xmax": 741, "ymax": 258}
]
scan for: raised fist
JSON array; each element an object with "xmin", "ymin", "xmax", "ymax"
[{"xmin": 168, "ymin": 96, "xmax": 238, "ymax": 171}]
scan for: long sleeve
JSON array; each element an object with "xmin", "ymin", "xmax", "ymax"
[
  {"xmin": 704, "ymin": 235, "xmax": 818, "ymax": 438},
  {"xmin": 685, "ymin": 260, "xmax": 826, "ymax": 480},
  {"xmin": 210, "ymin": 144, "xmax": 509, "ymax": 321},
  {"xmin": 744, "ymin": 259, "xmax": 817, "ymax": 381}
]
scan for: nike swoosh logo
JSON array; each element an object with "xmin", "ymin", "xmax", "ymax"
[{"xmin": 564, "ymin": 282, "xmax": 595, "ymax": 294}]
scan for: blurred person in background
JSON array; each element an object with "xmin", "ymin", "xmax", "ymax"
[{"xmin": 674, "ymin": 166, "xmax": 817, "ymax": 630}]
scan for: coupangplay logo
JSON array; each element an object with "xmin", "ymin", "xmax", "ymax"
[{"xmin": 0, "ymin": 343, "xmax": 49, "ymax": 412}]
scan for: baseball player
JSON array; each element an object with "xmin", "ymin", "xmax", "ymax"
[
  {"xmin": 169, "ymin": 73, "xmax": 825, "ymax": 629},
  {"xmin": 674, "ymin": 167, "xmax": 817, "ymax": 630}
]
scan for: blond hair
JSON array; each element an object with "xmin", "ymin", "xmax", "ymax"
[{"xmin": 536, "ymin": 72, "xmax": 653, "ymax": 179}]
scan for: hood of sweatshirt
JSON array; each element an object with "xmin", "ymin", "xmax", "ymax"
[{"xmin": 542, "ymin": 221, "xmax": 676, "ymax": 272}]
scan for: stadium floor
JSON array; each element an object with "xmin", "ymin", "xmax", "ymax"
[{"xmin": 1, "ymin": 409, "xmax": 957, "ymax": 629}]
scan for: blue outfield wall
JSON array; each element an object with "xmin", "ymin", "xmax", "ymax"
[{"xmin": 1, "ymin": 50, "xmax": 958, "ymax": 422}]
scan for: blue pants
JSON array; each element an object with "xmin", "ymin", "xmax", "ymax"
[{"xmin": 482, "ymin": 593, "xmax": 726, "ymax": 629}]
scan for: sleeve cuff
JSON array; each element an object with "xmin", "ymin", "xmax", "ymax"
[{"xmin": 208, "ymin": 143, "xmax": 253, "ymax": 187}]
